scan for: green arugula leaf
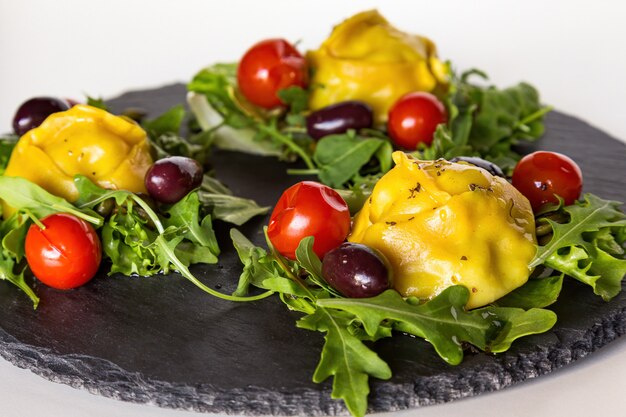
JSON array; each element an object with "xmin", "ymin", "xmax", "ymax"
[
  {"xmin": 297, "ymin": 307, "xmax": 392, "ymax": 417},
  {"xmin": 188, "ymin": 63, "xmax": 252, "ymax": 128},
  {"xmin": 374, "ymin": 140, "xmax": 393, "ymax": 175},
  {"xmin": 295, "ymin": 237, "xmax": 341, "ymax": 297},
  {"xmin": 481, "ymin": 307, "xmax": 557, "ymax": 353},
  {"xmin": 0, "ymin": 176, "xmax": 101, "ymax": 226},
  {"xmin": 461, "ymin": 77, "xmax": 549, "ymax": 155},
  {"xmin": 74, "ymin": 175, "xmax": 130, "ymax": 207},
  {"xmin": 142, "ymin": 104, "xmax": 185, "ymax": 138},
  {"xmin": 0, "ymin": 256, "xmax": 38, "ymax": 308},
  {"xmin": 142, "ymin": 105, "xmax": 213, "ymax": 162},
  {"xmin": 588, "ymin": 227, "xmax": 625, "ymax": 257},
  {"xmin": 231, "ymin": 228, "xmax": 270, "ymax": 296},
  {"xmin": 314, "ymin": 134, "xmax": 387, "ymax": 188},
  {"xmin": 531, "ymin": 193, "xmax": 626, "ymax": 301},
  {"xmin": 102, "ymin": 206, "xmax": 160, "ymax": 276},
  {"xmin": 494, "ymin": 275, "xmax": 564, "ymax": 309},
  {"xmin": 414, "ymin": 69, "xmax": 549, "ymax": 172},
  {"xmin": 2, "ymin": 220, "xmax": 29, "ymax": 262},
  {"xmin": 86, "ymin": 96, "xmax": 109, "ymax": 111},
  {"xmin": 319, "ymin": 287, "xmax": 501, "ymax": 365},
  {"xmin": 0, "ymin": 216, "xmax": 39, "ymax": 308},
  {"xmin": 164, "ymin": 192, "xmax": 219, "ymax": 260},
  {"xmin": 278, "ymin": 86, "xmax": 309, "ymax": 114},
  {"xmin": 0, "ymin": 134, "xmax": 18, "ymax": 176},
  {"xmin": 411, "ymin": 122, "xmax": 477, "ymax": 161},
  {"xmin": 198, "ymin": 192, "xmax": 269, "ymax": 226},
  {"xmin": 200, "ymin": 174, "xmax": 233, "ymax": 195},
  {"xmin": 230, "ymin": 229, "xmax": 310, "ymax": 301},
  {"xmin": 586, "ymin": 246, "xmax": 626, "ymax": 300}
]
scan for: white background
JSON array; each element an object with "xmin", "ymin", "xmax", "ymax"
[{"xmin": 1, "ymin": 1, "xmax": 626, "ymax": 416}]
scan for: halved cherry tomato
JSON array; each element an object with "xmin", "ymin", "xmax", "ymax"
[
  {"xmin": 512, "ymin": 151, "xmax": 583, "ymax": 210},
  {"xmin": 387, "ymin": 92, "xmax": 447, "ymax": 149},
  {"xmin": 237, "ymin": 38, "xmax": 308, "ymax": 109},
  {"xmin": 268, "ymin": 181, "xmax": 350, "ymax": 260},
  {"xmin": 25, "ymin": 213, "xmax": 102, "ymax": 289}
]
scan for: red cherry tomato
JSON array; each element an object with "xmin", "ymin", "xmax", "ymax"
[
  {"xmin": 237, "ymin": 38, "xmax": 308, "ymax": 109},
  {"xmin": 268, "ymin": 181, "xmax": 350, "ymax": 260},
  {"xmin": 25, "ymin": 213, "xmax": 102, "ymax": 289},
  {"xmin": 387, "ymin": 92, "xmax": 447, "ymax": 149},
  {"xmin": 512, "ymin": 151, "xmax": 583, "ymax": 210}
]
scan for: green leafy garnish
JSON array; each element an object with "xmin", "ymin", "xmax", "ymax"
[
  {"xmin": 188, "ymin": 63, "xmax": 549, "ymax": 189},
  {"xmin": 0, "ymin": 217, "xmax": 39, "ymax": 308},
  {"xmin": 494, "ymin": 275, "xmax": 564, "ymax": 309},
  {"xmin": 86, "ymin": 95, "xmax": 110, "ymax": 111},
  {"xmin": 0, "ymin": 176, "xmax": 101, "ymax": 226},
  {"xmin": 531, "ymin": 194, "xmax": 626, "ymax": 301},
  {"xmin": 298, "ymin": 308, "xmax": 392, "ymax": 417},
  {"xmin": 74, "ymin": 175, "xmax": 272, "ymax": 302},
  {"xmin": 313, "ymin": 133, "xmax": 390, "ymax": 188},
  {"xmin": 0, "ymin": 134, "xmax": 18, "ymax": 176},
  {"xmin": 415, "ymin": 69, "xmax": 550, "ymax": 172},
  {"xmin": 230, "ymin": 230, "xmax": 557, "ymax": 417}
]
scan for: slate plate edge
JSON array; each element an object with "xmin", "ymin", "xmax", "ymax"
[{"xmin": 0, "ymin": 303, "xmax": 624, "ymax": 416}]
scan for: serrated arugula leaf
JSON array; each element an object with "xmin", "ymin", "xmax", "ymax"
[
  {"xmin": 587, "ymin": 246, "xmax": 626, "ymax": 300},
  {"xmin": 494, "ymin": 275, "xmax": 564, "ymax": 309},
  {"xmin": 230, "ymin": 229, "xmax": 310, "ymax": 302},
  {"xmin": 314, "ymin": 134, "xmax": 387, "ymax": 188},
  {"xmin": 532, "ymin": 194, "xmax": 626, "ymax": 267},
  {"xmin": 231, "ymin": 228, "xmax": 275, "ymax": 296},
  {"xmin": 164, "ymin": 192, "xmax": 219, "ymax": 260},
  {"xmin": 318, "ymin": 287, "xmax": 501, "ymax": 365},
  {"xmin": 480, "ymin": 307, "xmax": 557, "ymax": 353},
  {"xmin": 103, "ymin": 206, "xmax": 160, "ymax": 276},
  {"xmin": 295, "ymin": 237, "xmax": 341, "ymax": 296},
  {"xmin": 297, "ymin": 308, "xmax": 392, "ymax": 417},
  {"xmin": 588, "ymin": 227, "xmax": 625, "ymax": 257},
  {"xmin": 544, "ymin": 245, "xmax": 599, "ymax": 287},
  {"xmin": 531, "ymin": 193, "xmax": 626, "ymax": 301}
]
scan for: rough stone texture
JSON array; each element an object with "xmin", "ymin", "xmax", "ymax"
[{"xmin": 0, "ymin": 84, "xmax": 624, "ymax": 416}]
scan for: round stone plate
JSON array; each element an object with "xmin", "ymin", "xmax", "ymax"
[{"xmin": 0, "ymin": 84, "xmax": 624, "ymax": 416}]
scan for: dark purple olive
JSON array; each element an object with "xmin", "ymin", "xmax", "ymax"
[
  {"xmin": 449, "ymin": 156, "xmax": 505, "ymax": 178},
  {"xmin": 12, "ymin": 97, "xmax": 71, "ymax": 136},
  {"xmin": 306, "ymin": 101, "xmax": 373, "ymax": 140},
  {"xmin": 144, "ymin": 156, "xmax": 203, "ymax": 204},
  {"xmin": 322, "ymin": 242, "xmax": 391, "ymax": 298}
]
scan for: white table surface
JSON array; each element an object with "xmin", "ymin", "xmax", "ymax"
[{"xmin": 1, "ymin": 1, "xmax": 626, "ymax": 416}]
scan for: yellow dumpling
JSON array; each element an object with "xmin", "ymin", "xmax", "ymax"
[{"xmin": 349, "ymin": 152, "xmax": 536, "ymax": 308}]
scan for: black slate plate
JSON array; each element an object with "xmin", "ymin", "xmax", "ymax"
[{"xmin": 0, "ymin": 84, "xmax": 625, "ymax": 416}]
